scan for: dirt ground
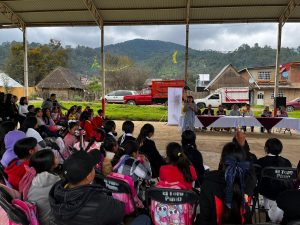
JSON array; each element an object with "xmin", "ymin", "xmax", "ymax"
[{"xmin": 115, "ymin": 121, "xmax": 300, "ymax": 170}]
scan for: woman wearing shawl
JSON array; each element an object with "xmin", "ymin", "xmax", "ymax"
[{"xmin": 196, "ymin": 142, "xmax": 256, "ymax": 225}]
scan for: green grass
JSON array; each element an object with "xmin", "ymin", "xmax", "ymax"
[{"xmin": 31, "ymin": 101, "xmax": 300, "ymax": 121}]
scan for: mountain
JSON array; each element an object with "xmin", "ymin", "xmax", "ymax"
[{"xmin": 1, "ymin": 39, "xmax": 300, "ymax": 87}]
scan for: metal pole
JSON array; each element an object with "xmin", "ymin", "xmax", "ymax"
[
  {"xmin": 184, "ymin": 24, "xmax": 189, "ymax": 83},
  {"xmin": 101, "ymin": 26, "xmax": 106, "ymax": 115},
  {"xmin": 274, "ymin": 22, "xmax": 282, "ymax": 100},
  {"xmin": 23, "ymin": 27, "xmax": 29, "ymax": 97}
]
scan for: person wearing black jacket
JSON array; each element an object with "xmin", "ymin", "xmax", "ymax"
[
  {"xmin": 274, "ymin": 161, "xmax": 300, "ymax": 225},
  {"xmin": 196, "ymin": 142, "xmax": 256, "ymax": 225},
  {"xmin": 49, "ymin": 151, "xmax": 124, "ymax": 225},
  {"xmin": 118, "ymin": 120, "xmax": 136, "ymax": 147},
  {"xmin": 181, "ymin": 130, "xmax": 205, "ymax": 185},
  {"xmin": 137, "ymin": 123, "xmax": 165, "ymax": 178}
]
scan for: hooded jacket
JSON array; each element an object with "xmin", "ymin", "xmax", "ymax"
[
  {"xmin": 49, "ymin": 180, "xmax": 124, "ymax": 225},
  {"xmin": 27, "ymin": 172, "xmax": 60, "ymax": 225},
  {"xmin": 1, "ymin": 130, "xmax": 26, "ymax": 168},
  {"xmin": 195, "ymin": 169, "xmax": 256, "ymax": 225}
]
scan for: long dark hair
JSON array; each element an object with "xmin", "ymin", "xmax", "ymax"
[
  {"xmin": 21, "ymin": 116, "xmax": 38, "ymax": 133},
  {"xmin": 29, "ymin": 149, "xmax": 56, "ymax": 173},
  {"xmin": 42, "ymin": 108, "xmax": 51, "ymax": 125},
  {"xmin": 166, "ymin": 142, "xmax": 193, "ymax": 183},
  {"xmin": 19, "ymin": 97, "xmax": 27, "ymax": 106},
  {"xmin": 220, "ymin": 142, "xmax": 247, "ymax": 224},
  {"xmin": 4, "ymin": 93, "xmax": 12, "ymax": 105},
  {"xmin": 137, "ymin": 123, "xmax": 154, "ymax": 146}
]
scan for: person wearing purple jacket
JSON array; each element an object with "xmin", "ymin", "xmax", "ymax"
[{"xmin": 0, "ymin": 130, "xmax": 26, "ymax": 168}]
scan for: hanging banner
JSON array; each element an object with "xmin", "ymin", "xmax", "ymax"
[{"xmin": 168, "ymin": 87, "xmax": 183, "ymax": 125}]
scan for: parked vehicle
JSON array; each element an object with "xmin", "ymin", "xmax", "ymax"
[
  {"xmin": 194, "ymin": 87, "xmax": 249, "ymax": 109},
  {"xmin": 101, "ymin": 90, "xmax": 137, "ymax": 103},
  {"xmin": 286, "ymin": 97, "xmax": 300, "ymax": 112},
  {"xmin": 124, "ymin": 80, "xmax": 185, "ymax": 105}
]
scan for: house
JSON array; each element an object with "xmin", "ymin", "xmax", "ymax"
[
  {"xmin": 36, "ymin": 67, "xmax": 84, "ymax": 100},
  {"xmin": 239, "ymin": 62, "xmax": 300, "ymax": 106}
]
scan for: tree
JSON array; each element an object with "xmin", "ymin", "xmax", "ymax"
[
  {"xmin": 4, "ymin": 40, "xmax": 68, "ymax": 86},
  {"xmin": 86, "ymin": 76, "xmax": 102, "ymax": 99}
]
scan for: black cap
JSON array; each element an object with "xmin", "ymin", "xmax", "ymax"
[{"xmin": 63, "ymin": 150, "xmax": 101, "ymax": 184}]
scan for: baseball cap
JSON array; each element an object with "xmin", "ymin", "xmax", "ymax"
[{"xmin": 63, "ymin": 150, "xmax": 101, "ymax": 184}]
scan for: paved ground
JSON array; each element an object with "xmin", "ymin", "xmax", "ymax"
[{"xmin": 115, "ymin": 121, "xmax": 300, "ymax": 170}]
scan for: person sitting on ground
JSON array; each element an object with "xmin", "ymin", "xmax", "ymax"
[
  {"xmin": 79, "ymin": 110, "xmax": 102, "ymax": 142},
  {"xmin": 26, "ymin": 105, "xmax": 36, "ymax": 118},
  {"xmin": 196, "ymin": 142, "xmax": 256, "ymax": 225},
  {"xmin": 217, "ymin": 105, "xmax": 226, "ymax": 116},
  {"xmin": 277, "ymin": 106, "xmax": 288, "ymax": 117},
  {"xmin": 63, "ymin": 121, "xmax": 80, "ymax": 158},
  {"xmin": 19, "ymin": 149, "xmax": 60, "ymax": 225},
  {"xmin": 232, "ymin": 130, "xmax": 257, "ymax": 164},
  {"xmin": 18, "ymin": 97, "xmax": 29, "ymax": 125},
  {"xmin": 159, "ymin": 142, "xmax": 197, "ymax": 190},
  {"xmin": 118, "ymin": 120, "xmax": 136, "ymax": 147},
  {"xmin": 66, "ymin": 106, "xmax": 78, "ymax": 121},
  {"xmin": 76, "ymin": 106, "xmax": 82, "ymax": 119},
  {"xmin": 229, "ymin": 104, "xmax": 241, "ymax": 116},
  {"xmin": 202, "ymin": 104, "xmax": 214, "ymax": 116},
  {"xmin": 22, "ymin": 116, "xmax": 46, "ymax": 149},
  {"xmin": 137, "ymin": 123, "xmax": 165, "ymax": 178},
  {"xmin": 35, "ymin": 107, "xmax": 44, "ymax": 126},
  {"xmin": 41, "ymin": 93, "xmax": 66, "ymax": 110},
  {"xmin": 1, "ymin": 130, "xmax": 26, "ymax": 168},
  {"xmin": 4, "ymin": 137, "xmax": 38, "ymax": 190},
  {"xmin": 103, "ymin": 120, "xmax": 117, "ymax": 139},
  {"xmin": 42, "ymin": 108, "xmax": 59, "ymax": 136},
  {"xmin": 49, "ymin": 150, "xmax": 124, "ymax": 225},
  {"xmin": 276, "ymin": 160, "xmax": 300, "ymax": 225},
  {"xmin": 92, "ymin": 109, "xmax": 104, "ymax": 130},
  {"xmin": 261, "ymin": 106, "xmax": 273, "ymax": 133},
  {"xmin": 181, "ymin": 130, "xmax": 205, "ymax": 185},
  {"xmin": 114, "ymin": 140, "xmax": 152, "ymax": 190},
  {"xmin": 0, "ymin": 121, "xmax": 16, "ymax": 159}
]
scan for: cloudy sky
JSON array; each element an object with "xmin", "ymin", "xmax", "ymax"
[{"xmin": 0, "ymin": 23, "xmax": 299, "ymax": 51}]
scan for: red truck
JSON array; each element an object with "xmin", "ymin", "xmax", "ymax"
[{"xmin": 124, "ymin": 80, "xmax": 185, "ymax": 105}]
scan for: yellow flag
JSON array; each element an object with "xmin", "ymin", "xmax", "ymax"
[
  {"xmin": 91, "ymin": 57, "xmax": 100, "ymax": 69},
  {"xmin": 172, "ymin": 50, "xmax": 177, "ymax": 64}
]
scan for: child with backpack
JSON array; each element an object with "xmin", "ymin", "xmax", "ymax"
[
  {"xmin": 19, "ymin": 149, "xmax": 60, "ymax": 225},
  {"xmin": 5, "ymin": 137, "xmax": 38, "ymax": 190},
  {"xmin": 159, "ymin": 142, "xmax": 197, "ymax": 190}
]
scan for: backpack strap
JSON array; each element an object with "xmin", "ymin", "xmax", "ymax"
[{"xmin": 113, "ymin": 155, "xmax": 130, "ymax": 173}]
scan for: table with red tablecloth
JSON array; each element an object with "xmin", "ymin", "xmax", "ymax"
[{"xmin": 179, "ymin": 116, "xmax": 300, "ymax": 132}]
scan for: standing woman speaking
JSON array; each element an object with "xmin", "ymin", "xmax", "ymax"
[{"xmin": 183, "ymin": 96, "xmax": 198, "ymax": 131}]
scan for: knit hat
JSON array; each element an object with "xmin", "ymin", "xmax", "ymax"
[
  {"xmin": 63, "ymin": 150, "xmax": 101, "ymax": 184},
  {"xmin": 1, "ymin": 130, "xmax": 26, "ymax": 167}
]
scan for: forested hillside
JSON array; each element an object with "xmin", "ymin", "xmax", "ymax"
[{"xmin": 1, "ymin": 39, "xmax": 300, "ymax": 88}]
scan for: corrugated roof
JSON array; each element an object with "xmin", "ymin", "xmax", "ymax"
[
  {"xmin": 0, "ymin": 0, "xmax": 300, "ymax": 28},
  {"xmin": 36, "ymin": 67, "xmax": 84, "ymax": 90},
  {"xmin": 0, "ymin": 72, "xmax": 23, "ymax": 87}
]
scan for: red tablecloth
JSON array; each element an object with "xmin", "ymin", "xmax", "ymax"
[
  {"xmin": 197, "ymin": 116, "xmax": 220, "ymax": 127},
  {"xmin": 256, "ymin": 117, "xmax": 283, "ymax": 130}
]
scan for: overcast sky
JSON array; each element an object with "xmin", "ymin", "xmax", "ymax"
[{"xmin": 0, "ymin": 23, "xmax": 299, "ymax": 51}]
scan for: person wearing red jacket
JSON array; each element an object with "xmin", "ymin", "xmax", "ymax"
[
  {"xmin": 92, "ymin": 109, "xmax": 104, "ymax": 130},
  {"xmin": 5, "ymin": 137, "xmax": 38, "ymax": 190},
  {"xmin": 79, "ymin": 110, "xmax": 102, "ymax": 142}
]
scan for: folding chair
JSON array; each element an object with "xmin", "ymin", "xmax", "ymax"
[
  {"xmin": 145, "ymin": 187, "xmax": 199, "ymax": 225},
  {"xmin": 253, "ymin": 167, "xmax": 297, "ymax": 223}
]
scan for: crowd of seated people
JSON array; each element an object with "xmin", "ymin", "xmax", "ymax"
[{"xmin": 0, "ymin": 92, "xmax": 299, "ymax": 225}]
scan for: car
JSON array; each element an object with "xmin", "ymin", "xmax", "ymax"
[
  {"xmin": 100, "ymin": 90, "xmax": 137, "ymax": 104},
  {"xmin": 286, "ymin": 97, "xmax": 300, "ymax": 112}
]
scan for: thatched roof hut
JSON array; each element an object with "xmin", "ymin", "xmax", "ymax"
[{"xmin": 36, "ymin": 67, "xmax": 84, "ymax": 100}]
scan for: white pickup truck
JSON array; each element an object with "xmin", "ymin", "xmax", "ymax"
[{"xmin": 194, "ymin": 87, "xmax": 249, "ymax": 109}]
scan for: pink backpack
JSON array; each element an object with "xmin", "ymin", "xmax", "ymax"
[
  {"xmin": 107, "ymin": 172, "xmax": 144, "ymax": 215},
  {"xmin": 147, "ymin": 181, "xmax": 199, "ymax": 225},
  {"xmin": 9, "ymin": 199, "xmax": 39, "ymax": 225}
]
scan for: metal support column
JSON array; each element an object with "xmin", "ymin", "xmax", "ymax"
[
  {"xmin": 184, "ymin": 24, "xmax": 189, "ymax": 83},
  {"xmin": 23, "ymin": 27, "xmax": 29, "ymax": 97},
  {"xmin": 101, "ymin": 26, "xmax": 106, "ymax": 115},
  {"xmin": 274, "ymin": 22, "xmax": 282, "ymax": 101}
]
